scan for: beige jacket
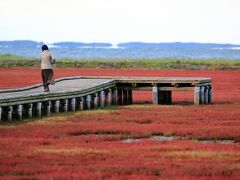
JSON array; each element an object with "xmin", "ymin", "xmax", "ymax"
[{"xmin": 40, "ymin": 50, "xmax": 55, "ymax": 69}]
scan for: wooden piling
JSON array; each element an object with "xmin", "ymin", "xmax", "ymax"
[
  {"xmin": 100, "ymin": 91, "xmax": 105, "ymax": 108},
  {"xmin": 17, "ymin": 104, "xmax": 23, "ymax": 120},
  {"xmin": 70, "ymin": 98, "xmax": 76, "ymax": 111},
  {"xmin": 194, "ymin": 87, "xmax": 200, "ymax": 105},
  {"xmin": 63, "ymin": 99, "xmax": 68, "ymax": 112},
  {"xmin": 27, "ymin": 104, "xmax": 33, "ymax": 118},
  {"xmin": 200, "ymin": 86, "xmax": 205, "ymax": 104},
  {"xmin": 86, "ymin": 95, "xmax": 91, "ymax": 109},
  {"xmin": 0, "ymin": 107, "xmax": 2, "ymax": 122},
  {"xmin": 8, "ymin": 106, "xmax": 13, "ymax": 121},
  {"xmin": 36, "ymin": 102, "xmax": 42, "ymax": 117},
  {"xmin": 46, "ymin": 101, "xmax": 51, "ymax": 116},
  {"xmin": 112, "ymin": 88, "xmax": 118, "ymax": 105},
  {"xmin": 55, "ymin": 100, "xmax": 60, "ymax": 113},
  {"xmin": 209, "ymin": 86, "xmax": 212, "ymax": 104},
  {"xmin": 79, "ymin": 97, "xmax": 84, "ymax": 110},
  {"xmin": 152, "ymin": 86, "xmax": 158, "ymax": 104},
  {"xmin": 94, "ymin": 93, "xmax": 98, "ymax": 108},
  {"xmin": 106, "ymin": 89, "xmax": 112, "ymax": 106}
]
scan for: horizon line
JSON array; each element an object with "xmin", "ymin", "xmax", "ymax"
[{"xmin": 0, "ymin": 39, "xmax": 240, "ymax": 46}]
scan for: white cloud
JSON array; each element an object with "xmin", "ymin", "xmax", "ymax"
[{"xmin": 0, "ymin": 0, "xmax": 240, "ymax": 44}]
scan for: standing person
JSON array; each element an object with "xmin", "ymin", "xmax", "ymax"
[{"xmin": 40, "ymin": 45, "xmax": 56, "ymax": 92}]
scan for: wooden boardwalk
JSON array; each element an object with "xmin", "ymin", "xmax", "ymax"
[{"xmin": 0, "ymin": 76, "xmax": 212, "ymax": 122}]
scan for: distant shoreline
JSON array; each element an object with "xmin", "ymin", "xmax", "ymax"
[{"xmin": 1, "ymin": 40, "xmax": 240, "ymax": 59}]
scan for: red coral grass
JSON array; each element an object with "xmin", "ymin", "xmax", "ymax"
[{"xmin": 1, "ymin": 68, "xmax": 240, "ymax": 179}]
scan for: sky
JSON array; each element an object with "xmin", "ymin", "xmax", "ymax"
[{"xmin": 0, "ymin": 0, "xmax": 240, "ymax": 44}]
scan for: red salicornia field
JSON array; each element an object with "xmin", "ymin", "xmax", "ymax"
[{"xmin": 0, "ymin": 68, "xmax": 240, "ymax": 179}]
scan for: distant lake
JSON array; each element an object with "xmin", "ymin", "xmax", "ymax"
[{"xmin": 0, "ymin": 41, "xmax": 240, "ymax": 60}]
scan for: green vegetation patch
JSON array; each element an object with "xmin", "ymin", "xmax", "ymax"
[{"xmin": 1, "ymin": 54, "xmax": 240, "ymax": 70}]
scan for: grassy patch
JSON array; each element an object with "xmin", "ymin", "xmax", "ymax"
[
  {"xmin": 1, "ymin": 54, "xmax": 240, "ymax": 70},
  {"xmin": 36, "ymin": 147, "xmax": 107, "ymax": 156},
  {"xmin": 0, "ymin": 54, "xmax": 38, "ymax": 67}
]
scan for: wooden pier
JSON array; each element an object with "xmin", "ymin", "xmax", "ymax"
[{"xmin": 0, "ymin": 76, "xmax": 212, "ymax": 122}]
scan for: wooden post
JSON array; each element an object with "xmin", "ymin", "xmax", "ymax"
[
  {"xmin": 100, "ymin": 91, "xmax": 105, "ymax": 108},
  {"xmin": 152, "ymin": 86, "xmax": 158, "ymax": 104},
  {"xmin": 17, "ymin": 104, "xmax": 23, "ymax": 120},
  {"xmin": 46, "ymin": 101, "xmax": 51, "ymax": 116},
  {"xmin": 86, "ymin": 95, "xmax": 91, "ymax": 109},
  {"xmin": 117, "ymin": 89, "xmax": 123, "ymax": 105},
  {"xmin": 209, "ymin": 86, "xmax": 212, "ymax": 104},
  {"xmin": 107, "ymin": 89, "xmax": 112, "ymax": 106},
  {"xmin": 94, "ymin": 93, "xmax": 98, "ymax": 108},
  {"xmin": 8, "ymin": 106, "xmax": 13, "ymax": 121},
  {"xmin": 55, "ymin": 100, "xmax": 60, "ymax": 113},
  {"xmin": 70, "ymin": 98, "xmax": 76, "ymax": 111},
  {"xmin": 123, "ymin": 90, "xmax": 128, "ymax": 105},
  {"xmin": 112, "ymin": 88, "xmax": 118, "ymax": 105},
  {"xmin": 79, "ymin": 97, "xmax": 84, "ymax": 110},
  {"xmin": 200, "ymin": 86, "xmax": 205, "ymax": 105},
  {"xmin": 36, "ymin": 102, "xmax": 42, "ymax": 117},
  {"xmin": 194, "ymin": 87, "xmax": 200, "ymax": 105},
  {"xmin": 127, "ymin": 90, "xmax": 133, "ymax": 105},
  {"xmin": 27, "ymin": 104, "xmax": 33, "ymax": 118},
  {"xmin": 63, "ymin": 99, "xmax": 68, "ymax": 112},
  {"xmin": 0, "ymin": 107, "xmax": 2, "ymax": 122}
]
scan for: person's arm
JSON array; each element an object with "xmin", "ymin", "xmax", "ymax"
[{"xmin": 50, "ymin": 55, "xmax": 56, "ymax": 64}]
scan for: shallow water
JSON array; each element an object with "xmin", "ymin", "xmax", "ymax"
[
  {"xmin": 1, "ymin": 42, "xmax": 240, "ymax": 59},
  {"xmin": 121, "ymin": 136, "xmax": 238, "ymax": 145}
]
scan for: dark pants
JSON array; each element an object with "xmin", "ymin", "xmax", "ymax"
[{"xmin": 41, "ymin": 69, "xmax": 55, "ymax": 90}]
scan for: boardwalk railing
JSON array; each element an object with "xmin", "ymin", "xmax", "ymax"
[{"xmin": 0, "ymin": 76, "xmax": 212, "ymax": 122}]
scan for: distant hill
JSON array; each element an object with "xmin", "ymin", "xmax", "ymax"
[
  {"xmin": 0, "ymin": 40, "xmax": 43, "ymax": 47},
  {"xmin": 53, "ymin": 42, "xmax": 112, "ymax": 48},
  {"xmin": 0, "ymin": 40, "xmax": 112, "ymax": 48},
  {"xmin": 1, "ymin": 40, "xmax": 239, "ymax": 49},
  {"xmin": 117, "ymin": 42, "xmax": 240, "ymax": 49}
]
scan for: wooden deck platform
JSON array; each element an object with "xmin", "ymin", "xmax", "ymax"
[{"xmin": 0, "ymin": 76, "xmax": 212, "ymax": 122}]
